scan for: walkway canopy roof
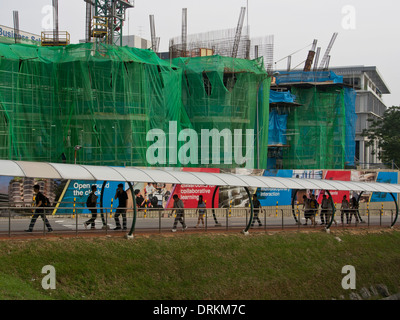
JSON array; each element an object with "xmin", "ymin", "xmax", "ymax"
[{"xmin": 0, "ymin": 160, "xmax": 399, "ymax": 194}]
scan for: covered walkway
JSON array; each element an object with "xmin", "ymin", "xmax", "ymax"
[{"xmin": 0, "ymin": 160, "xmax": 398, "ymax": 238}]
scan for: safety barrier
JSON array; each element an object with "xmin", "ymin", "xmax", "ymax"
[{"xmin": 0, "ymin": 204, "xmax": 397, "ymax": 237}]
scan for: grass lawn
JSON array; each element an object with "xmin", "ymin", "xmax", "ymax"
[{"xmin": 0, "ymin": 228, "xmax": 399, "ymax": 300}]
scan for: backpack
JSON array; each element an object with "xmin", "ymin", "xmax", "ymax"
[
  {"xmin": 37, "ymin": 192, "xmax": 50, "ymax": 207},
  {"xmin": 86, "ymin": 193, "xmax": 95, "ymax": 207},
  {"xmin": 42, "ymin": 195, "xmax": 51, "ymax": 207}
]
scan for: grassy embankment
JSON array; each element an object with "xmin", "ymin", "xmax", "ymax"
[{"xmin": 0, "ymin": 229, "xmax": 399, "ymax": 300}]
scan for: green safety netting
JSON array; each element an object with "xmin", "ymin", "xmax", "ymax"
[
  {"xmin": 0, "ymin": 42, "xmax": 270, "ymax": 169},
  {"xmin": 0, "ymin": 42, "xmax": 191, "ymax": 166},
  {"xmin": 282, "ymin": 85, "xmax": 346, "ymax": 169},
  {"xmin": 172, "ymin": 55, "xmax": 270, "ymax": 169}
]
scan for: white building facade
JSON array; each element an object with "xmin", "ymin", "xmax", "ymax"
[{"xmin": 330, "ymin": 66, "xmax": 391, "ymax": 169}]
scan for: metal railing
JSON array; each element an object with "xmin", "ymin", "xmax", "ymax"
[{"xmin": 0, "ymin": 204, "xmax": 397, "ymax": 237}]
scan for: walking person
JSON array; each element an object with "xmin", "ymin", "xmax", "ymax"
[
  {"xmin": 84, "ymin": 185, "xmax": 98, "ymax": 229},
  {"xmin": 251, "ymin": 194, "xmax": 263, "ymax": 227},
  {"xmin": 349, "ymin": 197, "xmax": 360, "ymax": 224},
  {"xmin": 195, "ymin": 195, "xmax": 206, "ymax": 228},
  {"xmin": 341, "ymin": 195, "xmax": 350, "ymax": 224},
  {"xmin": 309, "ymin": 194, "xmax": 318, "ymax": 226},
  {"xmin": 114, "ymin": 183, "xmax": 128, "ymax": 230},
  {"xmin": 320, "ymin": 194, "xmax": 329, "ymax": 225},
  {"xmin": 302, "ymin": 195, "xmax": 312, "ymax": 225},
  {"xmin": 134, "ymin": 189, "xmax": 146, "ymax": 209},
  {"xmin": 171, "ymin": 194, "xmax": 187, "ymax": 232},
  {"xmin": 25, "ymin": 184, "xmax": 53, "ymax": 233}
]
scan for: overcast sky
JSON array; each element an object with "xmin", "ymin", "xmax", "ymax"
[{"xmin": 2, "ymin": 0, "xmax": 400, "ymax": 107}]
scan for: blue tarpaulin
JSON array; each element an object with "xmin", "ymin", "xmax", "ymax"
[
  {"xmin": 275, "ymin": 71, "xmax": 343, "ymax": 85},
  {"xmin": 268, "ymin": 110, "xmax": 288, "ymax": 145},
  {"xmin": 269, "ymin": 90, "xmax": 296, "ymax": 103},
  {"xmin": 344, "ymin": 87, "xmax": 357, "ymax": 167}
]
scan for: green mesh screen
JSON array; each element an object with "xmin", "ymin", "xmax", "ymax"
[
  {"xmin": 172, "ymin": 55, "xmax": 270, "ymax": 169},
  {"xmin": 0, "ymin": 43, "xmax": 269, "ymax": 169},
  {"xmin": 0, "ymin": 42, "xmax": 190, "ymax": 166},
  {"xmin": 282, "ymin": 86, "xmax": 346, "ymax": 169}
]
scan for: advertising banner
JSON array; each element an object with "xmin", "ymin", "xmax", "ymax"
[
  {"xmin": 319, "ymin": 170, "xmax": 351, "ymax": 204},
  {"xmin": 56, "ymin": 180, "xmax": 126, "ymax": 214},
  {"xmin": 257, "ymin": 170, "xmax": 293, "ymax": 206},
  {"xmin": 370, "ymin": 172, "xmax": 398, "ymax": 202},
  {"xmin": 167, "ymin": 168, "xmax": 220, "ymax": 209},
  {"xmin": 0, "ymin": 24, "xmax": 41, "ymax": 44}
]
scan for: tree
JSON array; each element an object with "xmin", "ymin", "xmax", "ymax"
[{"xmin": 362, "ymin": 106, "xmax": 400, "ymax": 168}]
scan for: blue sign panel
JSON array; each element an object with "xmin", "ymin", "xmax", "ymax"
[
  {"xmin": 257, "ymin": 170, "xmax": 293, "ymax": 206},
  {"xmin": 370, "ymin": 172, "xmax": 398, "ymax": 202},
  {"xmin": 56, "ymin": 180, "xmax": 127, "ymax": 214}
]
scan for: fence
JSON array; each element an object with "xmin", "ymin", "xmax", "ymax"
[{"xmin": 0, "ymin": 202, "xmax": 397, "ymax": 237}]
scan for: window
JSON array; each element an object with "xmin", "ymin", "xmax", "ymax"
[
  {"xmin": 223, "ymin": 72, "xmax": 238, "ymax": 92},
  {"xmin": 202, "ymin": 71, "xmax": 212, "ymax": 96}
]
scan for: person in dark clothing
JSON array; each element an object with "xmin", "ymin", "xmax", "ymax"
[
  {"xmin": 25, "ymin": 184, "xmax": 53, "ymax": 232},
  {"xmin": 84, "ymin": 185, "xmax": 98, "ymax": 229},
  {"xmin": 134, "ymin": 189, "xmax": 146, "ymax": 208},
  {"xmin": 349, "ymin": 196, "xmax": 360, "ymax": 224},
  {"xmin": 171, "ymin": 194, "xmax": 187, "ymax": 232},
  {"xmin": 251, "ymin": 194, "xmax": 263, "ymax": 227},
  {"xmin": 114, "ymin": 183, "xmax": 128, "ymax": 230}
]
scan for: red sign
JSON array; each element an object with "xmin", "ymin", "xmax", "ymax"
[
  {"xmin": 318, "ymin": 170, "xmax": 351, "ymax": 204},
  {"xmin": 167, "ymin": 168, "xmax": 220, "ymax": 209}
]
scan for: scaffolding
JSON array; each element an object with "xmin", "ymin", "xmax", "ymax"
[
  {"xmin": 0, "ymin": 42, "xmax": 188, "ymax": 166},
  {"xmin": 169, "ymin": 26, "xmax": 251, "ymax": 60},
  {"xmin": 86, "ymin": 0, "xmax": 134, "ymax": 46},
  {"xmin": 172, "ymin": 55, "xmax": 270, "ymax": 169}
]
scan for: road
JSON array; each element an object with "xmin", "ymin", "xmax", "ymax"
[{"xmin": 0, "ymin": 213, "xmax": 396, "ymax": 237}]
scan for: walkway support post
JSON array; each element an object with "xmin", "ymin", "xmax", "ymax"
[
  {"xmin": 242, "ymin": 187, "xmax": 253, "ymax": 235},
  {"xmin": 325, "ymin": 190, "xmax": 335, "ymax": 230},
  {"xmin": 389, "ymin": 193, "xmax": 399, "ymax": 228},
  {"xmin": 126, "ymin": 181, "xmax": 137, "ymax": 239},
  {"xmin": 211, "ymin": 186, "xmax": 222, "ymax": 226}
]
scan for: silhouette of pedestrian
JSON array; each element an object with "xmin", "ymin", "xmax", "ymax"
[
  {"xmin": 25, "ymin": 184, "xmax": 53, "ymax": 233},
  {"xmin": 84, "ymin": 185, "xmax": 98, "ymax": 229},
  {"xmin": 171, "ymin": 194, "xmax": 187, "ymax": 232},
  {"xmin": 114, "ymin": 183, "xmax": 128, "ymax": 230}
]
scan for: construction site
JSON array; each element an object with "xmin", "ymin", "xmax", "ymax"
[{"xmin": 0, "ymin": 1, "xmax": 391, "ymax": 172}]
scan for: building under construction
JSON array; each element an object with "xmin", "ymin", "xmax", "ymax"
[
  {"xmin": 269, "ymin": 71, "xmax": 357, "ymax": 170},
  {"xmin": 0, "ymin": 2, "xmax": 364, "ymax": 171}
]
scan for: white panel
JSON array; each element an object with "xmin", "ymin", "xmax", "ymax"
[
  {"xmin": 363, "ymin": 182, "xmax": 393, "ymax": 193},
  {"xmin": 0, "ymin": 160, "xmax": 26, "ymax": 177},
  {"xmin": 139, "ymin": 169, "xmax": 181, "ymax": 184},
  {"xmin": 188, "ymin": 172, "xmax": 229, "ymax": 186},
  {"xmin": 283, "ymin": 178, "xmax": 313, "ymax": 190},
  {"xmin": 163, "ymin": 171, "xmax": 207, "ymax": 185},
  {"xmin": 308, "ymin": 179, "xmax": 340, "ymax": 190},
  {"xmin": 212, "ymin": 173, "xmax": 250, "ymax": 187},
  {"xmin": 112, "ymin": 167, "xmax": 155, "ymax": 183},
  {"xmin": 285, "ymin": 178, "xmax": 319, "ymax": 190},
  {"xmin": 16, "ymin": 161, "xmax": 62, "ymax": 179},
  {"xmin": 380, "ymin": 183, "xmax": 400, "ymax": 193},
  {"xmin": 81, "ymin": 165, "xmax": 126, "ymax": 181},
  {"xmin": 262, "ymin": 176, "xmax": 298, "ymax": 189},
  {"xmin": 323, "ymin": 180, "xmax": 353, "ymax": 191},
  {"xmin": 237, "ymin": 175, "xmax": 271, "ymax": 188},
  {"xmin": 49, "ymin": 163, "xmax": 96, "ymax": 180},
  {"xmin": 344, "ymin": 181, "xmax": 374, "ymax": 192}
]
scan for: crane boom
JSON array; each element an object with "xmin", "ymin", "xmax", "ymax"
[
  {"xmin": 319, "ymin": 32, "xmax": 338, "ymax": 70},
  {"xmin": 232, "ymin": 7, "xmax": 246, "ymax": 58}
]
